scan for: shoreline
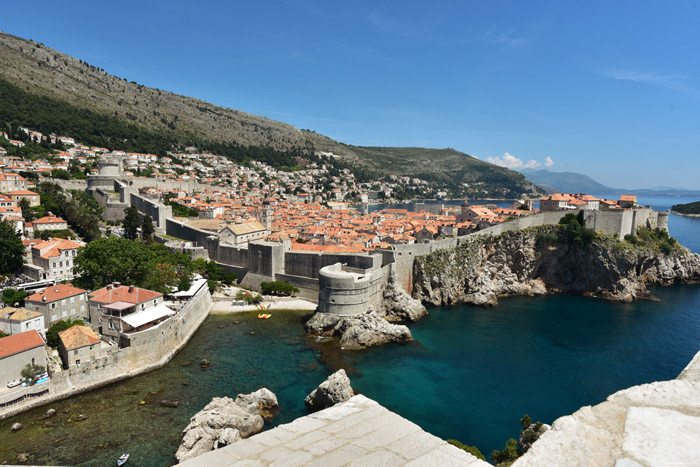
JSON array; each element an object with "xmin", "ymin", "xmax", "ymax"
[
  {"xmin": 211, "ymin": 297, "xmax": 318, "ymax": 313},
  {"xmin": 671, "ymin": 210, "xmax": 700, "ymax": 218}
]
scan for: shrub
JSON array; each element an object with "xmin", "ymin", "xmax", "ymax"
[
  {"xmin": 446, "ymin": 439, "xmax": 485, "ymax": 461},
  {"xmin": 624, "ymin": 234, "xmax": 638, "ymax": 244},
  {"xmin": 520, "ymin": 414, "xmax": 532, "ymax": 429},
  {"xmin": 491, "ymin": 438, "xmax": 519, "ymax": 465},
  {"xmin": 260, "ymin": 280, "xmax": 299, "ymax": 296},
  {"xmin": 236, "ymin": 290, "xmax": 262, "ymax": 304}
]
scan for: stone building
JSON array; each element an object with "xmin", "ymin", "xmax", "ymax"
[
  {"xmin": 58, "ymin": 325, "xmax": 101, "ymax": 368},
  {"xmin": 317, "ymin": 261, "xmax": 384, "ymax": 316},
  {"xmin": 0, "ymin": 330, "xmax": 46, "ymax": 387},
  {"xmin": 88, "ymin": 283, "xmax": 163, "ymax": 341},
  {"xmin": 24, "ymin": 238, "xmax": 82, "ymax": 281},
  {"xmin": 6, "ymin": 190, "xmax": 40, "ymax": 207},
  {"xmin": 0, "ymin": 307, "xmax": 45, "ymax": 335},
  {"xmin": 0, "ymin": 173, "xmax": 26, "ymax": 193},
  {"xmin": 219, "ymin": 221, "xmax": 270, "ymax": 246},
  {"xmin": 25, "ymin": 284, "xmax": 89, "ymax": 327}
]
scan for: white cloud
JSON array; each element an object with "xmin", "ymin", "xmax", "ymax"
[
  {"xmin": 544, "ymin": 156, "xmax": 554, "ymax": 167},
  {"xmin": 487, "ymin": 152, "xmax": 541, "ymax": 170}
]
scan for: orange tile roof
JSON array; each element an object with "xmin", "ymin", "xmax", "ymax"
[
  {"xmin": 26, "ymin": 283, "xmax": 87, "ymax": 303},
  {"xmin": 59, "ymin": 325, "xmax": 100, "ymax": 350},
  {"xmin": 0, "ymin": 330, "xmax": 44, "ymax": 359},
  {"xmin": 89, "ymin": 285, "xmax": 162, "ymax": 305}
]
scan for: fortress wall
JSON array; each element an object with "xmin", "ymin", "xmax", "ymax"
[
  {"xmin": 166, "ymin": 218, "xmax": 213, "ymax": 246},
  {"xmin": 284, "ymin": 252, "xmax": 381, "ymax": 280},
  {"xmin": 274, "ymin": 273, "xmax": 319, "ymax": 300},
  {"xmin": 317, "ymin": 263, "xmax": 381, "ymax": 315},
  {"xmin": 0, "ymin": 285, "xmax": 212, "ymax": 420},
  {"xmin": 213, "ymin": 243, "xmax": 249, "ymax": 268}
]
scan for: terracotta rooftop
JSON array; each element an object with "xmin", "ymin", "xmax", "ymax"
[
  {"xmin": 59, "ymin": 325, "xmax": 100, "ymax": 350},
  {"xmin": 0, "ymin": 329, "xmax": 44, "ymax": 359},
  {"xmin": 89, "ymin": 284, "xmax": 162, "ymax": 306},
  {"xmin": 0, "ymin": 307, "xmax": 43, "ymax": 321},
  {"xmin": 26, "ymin": 283, "xmax": 87, "ymax": 303}
]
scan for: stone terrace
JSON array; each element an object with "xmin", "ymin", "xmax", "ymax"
[{"xmin": 179, "ymin": 394, "xmax": 488, "ymax": 467}]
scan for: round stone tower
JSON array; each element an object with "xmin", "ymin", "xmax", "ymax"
[{"xmin": 97, "ymin": 155, "xmax": 122, "ymax": 177}]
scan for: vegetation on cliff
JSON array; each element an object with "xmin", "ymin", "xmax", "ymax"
[{"xmin": 0, "ymin": 220, "xmax": 24, "ymax": 275}]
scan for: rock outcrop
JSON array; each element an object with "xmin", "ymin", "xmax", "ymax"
[
  {"xmin": 305, "ymin": 311, "xmax": 412, "ymax": 349},
  {"xmin": 376, "ymin": 270, "xmax": 428, "ymax": 322},
  {"xmin": 175, "ymin": 388, "xmax": 278, "ymax": 463},
  {"xmin": 413, "ymin": 226, "xmax": 700, "ymax": 306},
  {"xmin": 304, "ymin": 369, "xmax": 354, "ymax": 412}
]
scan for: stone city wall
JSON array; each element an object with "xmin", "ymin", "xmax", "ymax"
[{"xmin": 0, "ymin": 284, "xmax": 212, "ymax": 421}]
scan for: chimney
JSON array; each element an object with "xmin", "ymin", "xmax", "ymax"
[
  {"xmin": 42, "ymin": 297, "xmax": 46, "ymax": 302},
  {"xmin": 113, "ymin": 282, "xmax": 120, "ymax": 288},
  {"xmin": 128, "ymin": 286, "xmax": 134, "ymax": 293}
]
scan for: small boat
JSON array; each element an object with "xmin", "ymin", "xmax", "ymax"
[
  {"xmin": 117, "ymin": 453, "xmax": 129, "ymax": 466},
  {"xmin": 257, "ymin": 313, "xmax": 272, "ymax": 319}
]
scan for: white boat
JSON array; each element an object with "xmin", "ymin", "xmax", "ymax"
[{"xmin": 117, "ymin": 453, "xmax": 129, "ymax": 466}]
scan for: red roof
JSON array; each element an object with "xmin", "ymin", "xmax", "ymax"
[
  {"xmin": 89, "ymin": 285, "xmax": 162, "ymax": 306},
  {"xmin": 26, "ymin": 283, "xmax": 87, "ymax": 304},
  {"xmin": 0, "ymin": 330, "xmax": 44, "ymax": 359},
  {"xmin": 59, "ymin": 325, "xmax": 100, "ymax": 350}
]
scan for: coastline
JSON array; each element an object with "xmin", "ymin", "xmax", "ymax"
[
  {"xmin": 211, "ymin": 297, "xmax": 317, "ymax": 313},
  {"xmin": 671, "ymin": 210, "xmax": 700, "ymax": 218}
]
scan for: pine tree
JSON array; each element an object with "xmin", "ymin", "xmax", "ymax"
[
  {"xmin": 122, "ymin": 207, "xmax": 140, "ymax": 240},
  {"xmin": 141, "ymin": 215, "xmax": 154, "ymax": 242}
]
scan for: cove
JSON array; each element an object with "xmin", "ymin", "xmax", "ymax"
[{"xmin": 1, "ymin": 213, "xmax": 699, "ymax": 465}]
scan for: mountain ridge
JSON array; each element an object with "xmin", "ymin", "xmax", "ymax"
[{"xmin": 0, "ymin": 30, "xmax": 539, "ymax": 197}]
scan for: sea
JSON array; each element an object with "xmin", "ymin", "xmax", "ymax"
[{"xmin": 0, "ymin": 195, "xmax": 699, "ymax": 466}]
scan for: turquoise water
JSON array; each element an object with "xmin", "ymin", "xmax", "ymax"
[{"xmin": 1, "ymin": 202, "xmax": 699, "ymax": 465}]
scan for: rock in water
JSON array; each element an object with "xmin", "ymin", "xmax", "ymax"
[
  {"xmin": 305, "ymin": 311, "xmax": 412, "ymax": 349},
  {"xmin": 10, "ymin": 423, "xmax": 23, "ymax": 432},
  {"xmin": 161, "ymin": 399, "xmax": 180, "ymax": 408},
  {"xmin": 175, "ymin": 388, "xmax": 279, "ymax": 462},
  {"xmin": 199, "ymin": 359, "xmax": 212, "ymax": 368},
  {"xmin": 17, "ymin": 452, "xmax": 29, "ymax": 463},
  {"xmin": 305, "ymin": 369, "xmax": 354, "ymax": 412}
]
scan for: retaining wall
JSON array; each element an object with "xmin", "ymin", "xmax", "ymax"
[{"xmin": 0, "ymin": 284, "xmax": 213, "ymax": 421}]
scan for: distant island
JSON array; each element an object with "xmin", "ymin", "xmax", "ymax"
[{"xmin": 671, "ymin": 200, "xmax": 700, "ymax": 217}]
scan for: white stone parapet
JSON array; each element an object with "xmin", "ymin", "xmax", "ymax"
[{"xmin": 179, "ymin": 394, "xmax": 489, "ymax": 466}]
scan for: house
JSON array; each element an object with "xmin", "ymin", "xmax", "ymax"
[
  {"xmin": 0, "ymin": 173, "xmax": 26, "ymax": 193},
  {"xmin": 456, "ymin": 206, "xmax": 498, "ymax": 224},
  {"xmin": 24, "ymin": 238, "xmax": 82, "ymax": 281},
  {"xmin": 58, "ymin": 325, "xmax": 101, "ymax": 368},
  {"xmin": 0, "ymin": 307, "xmax": 45, "ymax": 335},
  {"xmin": 31, "ymin": 216, "xmax": 69, "ymax": 233},
  {"xmin": 539, "ymin": 194, "xmax": 576, "ymax": 212},
  {"xmin": 0, "ymin": 330, "xmax": 46, "ymax": 388},
  {"xmin": 7, "ymin": 190, "xmax": 40, "ymax": 207},
  {"xmin": 88, "ymin": 283, "xmax": 163, "ymax": 341},
  {"xmin": 619, "ymin": 195, "xmax": 638, "ymax": 209},
  {"xmin": 219, "ymin": 221, "xmax": 270, "ymax": 245},
  {"xmin": 0, "ymin": 194, "xmax": 15, "ymax": 208},
  {"xmin": 25, "ymin": 284, "xmax": 89, "ymax": 327}
]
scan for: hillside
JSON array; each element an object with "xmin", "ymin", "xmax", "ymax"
[
  {"xmin": 521, "ymin": 169, "xmax": 617, "ymax": 194},
  {"xmin": 0, "ymin": 31, "xmax": 539, "ymax": 197}
]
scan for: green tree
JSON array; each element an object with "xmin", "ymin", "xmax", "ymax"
[
  {"xmin": 46, "ymin": 319, "xmax": 84, "ymax": 348},
  {"xmin": 73, "ymin": 237, "xmax": 194, "ymax": 294},
  {"xmin": 2, "ymin": 288, "xmax": 28, "ymax": 306},
  {"xmin": 122, "ymin": 206, "xmax": 140, "ymax": 240},
  {"xmin": 0, "ymin": 220, "xmax": 24, "ymax": 274},
  {"xmin": 491, "ymin": 438, "xmax": 519, "ymax": 465},
  {"xmin": 18, "ymin": 197, "xmax": 33, "ymax": 222},
  {"xmin": 141, "ymin": 214, "xmax": 154, "ymax": 242}
]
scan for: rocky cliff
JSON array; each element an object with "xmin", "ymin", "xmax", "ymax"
[{"xmin": 412, "ymin": 226, "xmax": 700, "ymax": 306}]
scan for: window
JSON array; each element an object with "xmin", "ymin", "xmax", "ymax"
[
  {"xmin": 74, "ymin": 350, "xmax": 78, "ymax": 355},
  {"xmin": 70, "ymin": 297, "xmax": 75, "ymax": 304},
  {"xmin": 51, "ymin": 303, "xmax": 56, "ymax": 309},
  {"xmin": 62, "ymin": 310, "xmax": 67, "ymax": 318},
  {"xmin": 71, "ymin": 308, "xmax": 75, "ymax": 315},
  {"xmin": 51, "ymin": 314, "xmax": 57, "ymax": 321},
  {"xmin": 61, "ymin": 300, "xmax": 66, "ymax": 306},
  {"xmin": 108, "ymin": 321, "xmax": 113, "ymax": 329},
  {"xmin": 80, "ymin": 305, "xmax": 85, "ymax": 312}
]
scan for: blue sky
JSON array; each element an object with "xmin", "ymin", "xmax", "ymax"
[{"xmin": 2, "ymin": 1, "xmax": 700, "ymax": 189}]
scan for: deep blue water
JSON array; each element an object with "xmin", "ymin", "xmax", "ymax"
[{"xmin": 2, "ymin": 198, "xmax": 699, "ymax": 465}]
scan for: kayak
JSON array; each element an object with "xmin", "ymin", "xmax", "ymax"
[
  {"xmin": 257, "ymin": 313, "xmax": 272, "ymax": 319},
  {"xmin": 117, "ymin": 453, "xmax": 129, "ymax": 466}
]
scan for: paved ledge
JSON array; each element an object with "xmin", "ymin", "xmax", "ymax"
[
  {"xmin": 179, "ymin": 395, "xmax": 489, "ymax": 467},
  {"xmin": 514, "ymin": 351, "xmax": 700, "ymax": 467}
]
